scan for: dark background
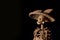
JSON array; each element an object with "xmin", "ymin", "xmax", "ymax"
[{"xmin": 15, "ymin": 0, "xmax": 60, "ymax": 40}]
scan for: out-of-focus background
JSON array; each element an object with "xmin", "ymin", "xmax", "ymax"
[{"xmin": 8, "ymin": 0, "xmax": 60, "ymax": 40}]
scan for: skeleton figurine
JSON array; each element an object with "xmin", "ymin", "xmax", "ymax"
[{"xmin": 29, "ymin": 9, "xmax": 55, "ymax": 40}]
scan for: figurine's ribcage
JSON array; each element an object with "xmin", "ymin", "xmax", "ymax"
[{"xmin": 33, "ymin": 27, "xmax": 51, "ymax": 40}]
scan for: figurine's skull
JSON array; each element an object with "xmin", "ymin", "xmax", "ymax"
[{"xmin": 37, "ymin": 14, "xmax": 44, "ymax": 25}]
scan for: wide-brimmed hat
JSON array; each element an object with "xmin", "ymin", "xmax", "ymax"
[{"xmin": 29, "ymin": 9, "xmax": 55, "ymax": 22}]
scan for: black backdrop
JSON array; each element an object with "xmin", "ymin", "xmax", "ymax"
[{"xmin": 15, "ymin": 0, "xmax": 60, "ymax": 40}]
